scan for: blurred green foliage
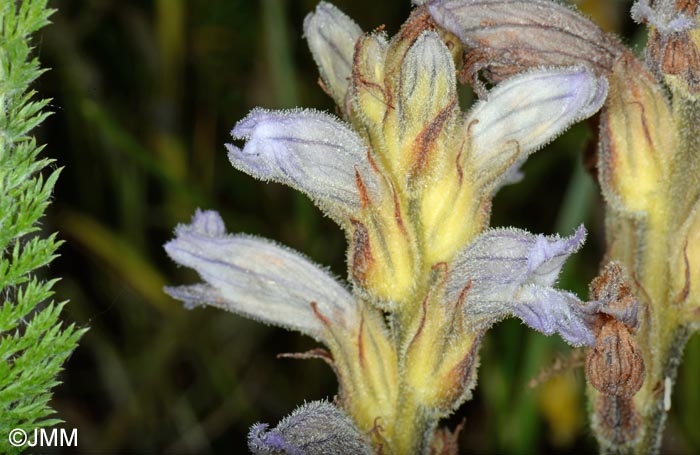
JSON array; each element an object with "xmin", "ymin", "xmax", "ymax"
[{"xmin": 36, "ymin": 0, "xmax": 699, "ymax": 453}]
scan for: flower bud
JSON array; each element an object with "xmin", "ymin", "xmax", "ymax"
[
  {"xmin": 249, "ymin": 401, "xmax": 373, "ymax": 455},
  {"xmin": 350, "ymin": 33, "xmax": 389, "ymax": 135},
  {"xmin": 304, "ymin": 2, "xmax": 363, "ymax": 112},
  {"xmin": 381, "ymin": 30, "xmax": 459, "ymax": 187}
]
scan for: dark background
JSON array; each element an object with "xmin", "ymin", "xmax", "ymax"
[{"xmin": 33, "ymin": 0, "xmax": 700, "ymax": 453}]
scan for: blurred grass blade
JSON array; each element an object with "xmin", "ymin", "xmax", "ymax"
[
  {"xmin": 81, "ymin": 99, "xmax": 212, "ymax": 208},
  {"xmin": 555, "ymin": 157, "xmax": 597, "ymax": 236},
  {"xmin": 262, "ymin": 0, "xmax": 299, "ymax": 108},
  {"xmin": 58, "ymin": 209, "xmax": 173, "ymax": 314}
]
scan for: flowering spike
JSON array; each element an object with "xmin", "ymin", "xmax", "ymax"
[
  {"xmin": 445, "ymin": 225, "xmax": 596, "ymax": 346},
  {"xmin": 164, "ymin": 210, "xmax": 358, "ymax": 343},
  {"xmin": 227, "ymin": 108, "xmax": 384, "ymax": 223},
  {"xmin": 163, "ymin": 3, "xmax": 624, "ymax": 452},
  {"xmin": 304, "ymin": 2, "xmax": 363, "ymax": 111},
  {"xmin": 465, "ymin": 67, "xmax": 608, "ymax": 190},
  {"xmin": 248, "ymin": 401, "xmax": 373, "ymax": 455},
  {"xmin": 423, "ymin": 0, "xmax": 700, "ymax": 449}
]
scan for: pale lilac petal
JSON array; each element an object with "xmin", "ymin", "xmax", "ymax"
[
  {"xmin": 227, "ymin": 108, "xmax": 382, "ymax": 221},
  {"xmin": 248, "ymin": 401, "xmax": 372, "ymax": 455},
  {"xmin": 526, "ymin": 226, "xmax": 587, "ymax": 284},
  {"xmin": 631, "ymin": 0, "xmax": 696, "ymax": 34},
  {"xmin": 445, "ymin": 225, "xmax": 595, "ymax": 346},
  {"xmin": 164, "ymin": 210, "xmax": 358, "ymax": 343},
  {"xmin": 304, "ymin": 2, "xmax": 363, "ymax": 110},
  {"xmin": 425, "ymin": 0, "xmax": 622, "ymax": 81},
  {"xmin": 249, "ymin": 424, "xmax": 303, "ymax": 455},
  {"xmin": 513, "ymin": 286, "xmax": 597, "ymax": 346},
  {"xmin": 163, "ymin": 283, "xmax": 220, "ymax": 310},
  {"xmin": 465, "ymin": 67, "xmax": 607, "ymax": 189}
]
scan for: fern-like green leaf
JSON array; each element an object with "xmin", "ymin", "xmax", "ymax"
[{"xmin": 0, "ymin": 1, "xmax": 83, "ymax": 454}]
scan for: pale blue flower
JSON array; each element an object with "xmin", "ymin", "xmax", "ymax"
[
  {"xmin": 248, "ymin": 401, "xmax": 372, "ymax": 455},
  {"xmin": 445, "ymin": 225, "xmax": 597, "ymax": 346},
  {"xmin": 163, "ymin": 2, "xmax": 614, "ymax": 451},
  {"xmin": 164, "ymin": 210, "xmax": 360, "ymax": 344}
]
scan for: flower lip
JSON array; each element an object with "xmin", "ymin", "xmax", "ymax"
[
  {"xmin": 465, "ymin": 67, "xmax": 608, "ymax": 189},
  {"xmin": 445, "ymin": 225, "xmax": 597, "ymax": 346},
  {"xmin": 248, "ymin": 401, "xmax": 373, "ymax": 455},
  {"xmin": 526, "ymin": 224, "xmax": 587, "ymax": 278},
  {"xmin": 164, "ymin": 209, "xmax": 360, "ymax": 343},
  {"xmin": 227, "ymin": 108, "xmax": 384, "ymax": 221}
]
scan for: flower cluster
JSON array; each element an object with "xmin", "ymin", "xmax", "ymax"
[
  {"xmin": 424, "ymin": 0, "xmax": 700, "ymax": 451},
  {"xmin": 159, "ymin": 1, "xmax": 651, "ymax": 453}
]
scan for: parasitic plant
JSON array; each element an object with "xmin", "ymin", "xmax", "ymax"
[{"xmin": 163, "ymin": 2, "xmax": 619, "ymax": 453}]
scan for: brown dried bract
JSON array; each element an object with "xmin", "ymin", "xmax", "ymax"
[
  {"xmin": 429, "ymin": 420, "xmax": 465, "ymax": 455},
  {"xmin": 647, "ymin": 29, "xmax": 700, "ymax": 93},
  {"xmin": 674, "ymin": 0, "xmax": 699, "ymax": 16},
  {"xmin": 586, "ymin": 263, "xmax": 645, "ymax": 396},
  {"xmin": 586, "ymin": 319, "xmax": 645, "ymax": 397},
  {"xmin": 634, "ymin": 0, "xmax": 700, "ymax": 92},
  {"xmin": 585, "ymin": 262, "xmax": 646, "ymax": 445},
  {"xmin": 350, "ymin": 219, "xmax": 374, "ymax": 284},
  {"xmin": 589, "ymin": 261, "xmax": 639, "ymax": 330},
  {"xmin": 596, "ymin": 395, "xmax": 642, "ymax": 446}
]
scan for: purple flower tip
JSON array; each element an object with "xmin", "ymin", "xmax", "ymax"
[
  {"xmin": 230, "ymin": 107, "xmax": 266, "ymax": 140},
  {"xmin": 248, "ymin": 423, "xmax": 303, "ymax": 455},
  {"xmin": 189, "ymin": 209, "xmax": 225, "ymax": 236},
  {"xmin": 526, "ymin": 225, "xmax": 586, "ymax": 275}
]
